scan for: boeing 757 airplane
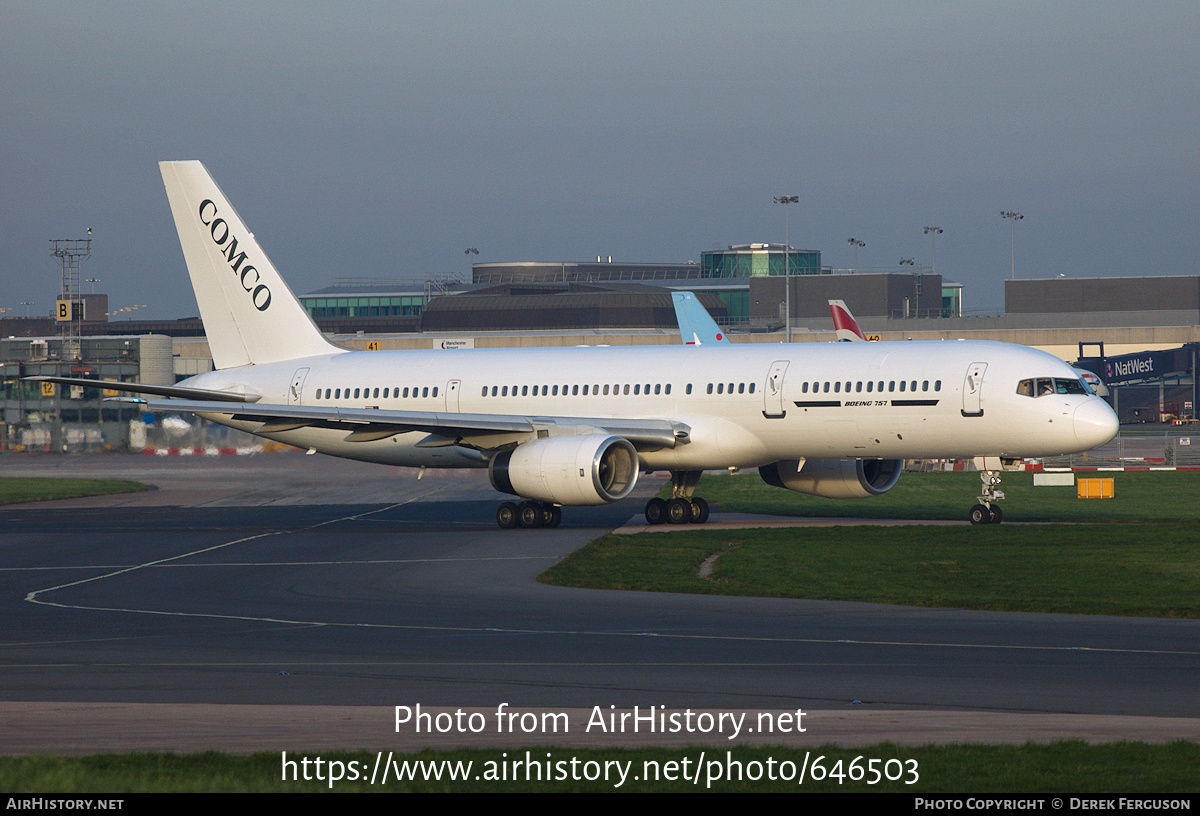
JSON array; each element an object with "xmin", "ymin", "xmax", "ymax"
[{"xmin": 31, "ymin": 162, "xmax": 1119, "ymax": 527}]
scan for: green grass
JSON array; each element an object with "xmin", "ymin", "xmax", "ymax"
[
  {"xmin": 0, "ymin": 477, "xmax": 148, "ymax": 505},
  {"xmin": 2, "ymin": 742, "xmax": 1198, "ymax": 792},
  {"xmin": 685, "ymin": 469, "xmax": 1200, "ymax": 523},
  {"xmin": 541, "ymin": 523, "xmax": 1200, "ymax": 616},
  {"xmin": 543, "ymin": 470, "xmax": 1200, "ymax": 616}
]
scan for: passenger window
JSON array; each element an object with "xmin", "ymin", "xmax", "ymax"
[
  {"xmin": 834, "ymin": 382, "xmax": 841, "ymax": 393},
  {"xmin": 665, "ymin": 384, "xmax": 672, "ymax": 395},
  {"xmin": 717, "ymin": 383, "xmax": 724, "ymax": 394},
  {"xmin": 707, "ymin": 384, "xmax": 713, "ymax": 394},
  {"xmin": 634, "ymin": 384, "xmax": 641, "ymax": 395},
  {"xmin": 432, "ymin": 387, "xmax": 438, "ymax": 397}
]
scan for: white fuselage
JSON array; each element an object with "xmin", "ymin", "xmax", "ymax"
[{"xmin": 181, "ymin": 339, "xmax": 1117, "ymax": 471}]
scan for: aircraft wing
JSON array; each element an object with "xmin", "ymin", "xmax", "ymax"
[
  {"xmin": 118, "ymin": 397, "xmax": 689, "ymax": 451},
  {"xmin": 23, "ymin": 376, "xmax": 260, "ymax": 403}
]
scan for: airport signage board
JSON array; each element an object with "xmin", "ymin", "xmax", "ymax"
[{"xmin": 1102, "ymin": 349, "xmax": 1180, "ymax": 384}]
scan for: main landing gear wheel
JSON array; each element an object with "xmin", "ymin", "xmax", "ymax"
[
  {"xmin": 644, "ymin": 471, "xmax": 714, "ymax": 525},
  {"xmin": 644, "ymin": 498, "xmax": 667, "ymax": 525},
  {"xmin": 496, "ymin": 500, "xmax": 561, "ymax": 529},
  {"xmin": 497, "ymin": 502, "xmax": 518, "ymax": 529},
  {"xmin": 517, "ymin": 501, "xmax": 543, "ymax": 528},
  {"xmin": 666, "ymin": 497, "xmax": 693, "ymax": 524}
]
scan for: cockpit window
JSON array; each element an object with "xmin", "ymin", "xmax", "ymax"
[{"xmin": 1017, "ymin": 377, "xmax": 1090, "ymax": 398}]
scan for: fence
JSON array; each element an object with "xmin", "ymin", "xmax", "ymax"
[{"xmin": 1038, "ymin": 429, "xmax": 1200, "ymax": 469}]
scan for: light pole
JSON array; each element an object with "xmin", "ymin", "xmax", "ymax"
[
  {"xmin": 21, "ymin": 301, "xmax": 33, "ymax": 317},
  {"xmin": 846, "ymin": 238, "xmax": 865, "ymax": 273},
  {"xmin": 1001, "ymin": 211, "xmax": 1023, "ymax": 280},
  {"xmin": 923, "ymin": 226, "xmax": 942, "ymax": 275},
  {"xmin": 774, "ymin": 195, "xmax": 798, "ymax": 342}
]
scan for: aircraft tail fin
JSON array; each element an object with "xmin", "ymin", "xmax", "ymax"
[
  {"xmin": 672, "ymin": 291, "xmax": 730, "ymax": 345},
  {"xmin": 828, "ymin": 299, "xmax": 868, "ymax": 342},
  {"xmin": 159, "ymin": 161, "xmax": 339, "ymax": 369}
]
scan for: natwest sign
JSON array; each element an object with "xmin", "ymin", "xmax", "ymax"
[{"xmin": 1102, "ymin": 349, "xmax": 1179, "ymax": 384}]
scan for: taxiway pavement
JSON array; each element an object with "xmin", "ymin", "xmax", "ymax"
[{"xmin": 2, "ymin": 453, "xmax": 1197, "ymax": 753}]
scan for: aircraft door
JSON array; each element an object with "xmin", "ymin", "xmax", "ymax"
[
  {"xmin": 289, "ymin": 367, "xmax": 310, "ymax": 405},
  {"xmin": 962, "ymin": 363, "xmax": 987, "ymax": 417},
  {"xmin": 764, "ymin": 361, "xmax": 789, "ymax": 418},
  {"xmin": 446, "ymin": 379, "xmax": 461, "ymax": 412}
]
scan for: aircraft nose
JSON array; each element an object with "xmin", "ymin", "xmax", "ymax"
[{"xmin": 1074, "ymin": 399, "xmax": 1119, "ymax": 449}]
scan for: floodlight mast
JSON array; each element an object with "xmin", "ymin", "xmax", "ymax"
[
  {"xmin": 923, "ymin": 226, "xmax": 942, "ymax": 275},
  {"xmin": 1001, "ymin": 211, "xmax": 1023, "ymax": 280},
  {"xmin": 50, "ymin": 237, "xmax": 92, "ymax": 361},
  {"xmin": 773, "ymin": 195, "xmax": 798, "ymax": 342}
]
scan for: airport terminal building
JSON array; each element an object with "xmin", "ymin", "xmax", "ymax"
[{"xmin": 4, "ymin": 239, "xmax": 1198, "ymax": 450}]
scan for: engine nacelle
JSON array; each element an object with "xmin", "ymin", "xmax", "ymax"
[
  {"xmin": 759, "ymin": 458, "xmax": 902, "ymax": 499},
  {"xmin": 489, "ymin": 434, "xmax": 639, "ymax": 506}
]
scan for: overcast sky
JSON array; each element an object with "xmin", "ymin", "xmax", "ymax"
[{"xmin": 2, "ymin": 1, "xmax": 1196, "ymax": 321}]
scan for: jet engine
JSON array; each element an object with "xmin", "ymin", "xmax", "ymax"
[
  {"xmin": 489, "ymin": 434, "xmax": 639, "ymax": 506},
  {"xmin": 759, "ymin": 458, "xmax": 902, "ymax": 499}
]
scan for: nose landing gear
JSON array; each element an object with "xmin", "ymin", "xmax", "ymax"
[{"xmin": 969, "ymin": 469, "xmax": 1006, "ymax": 524}]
